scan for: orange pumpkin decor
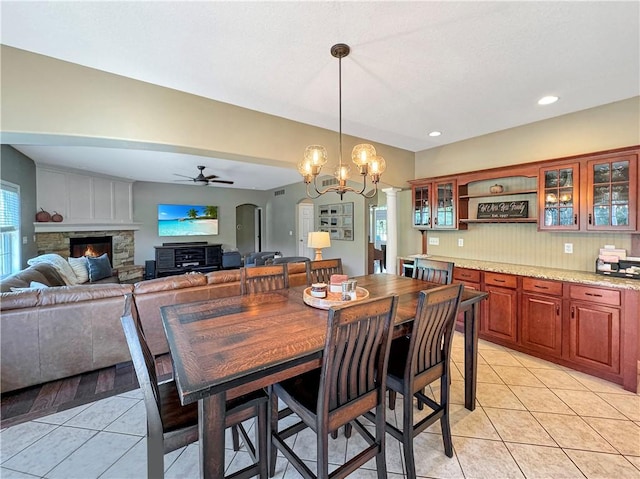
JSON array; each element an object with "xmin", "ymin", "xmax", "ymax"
[
  {"xmin": 35, "ymin": 208, "xmax": 51, "ymax": 222},
  {"xmin": 51, "ymin": 211, "xmax": 63, "ymax": 222}
]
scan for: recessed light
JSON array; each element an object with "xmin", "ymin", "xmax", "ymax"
[
  {"xmin": 428, "ymin": 131, "xmax": 442, "ymax": 137},
  {"xmin": 538, "ymin": 95, "xmax": 559, "ymax": 105}
]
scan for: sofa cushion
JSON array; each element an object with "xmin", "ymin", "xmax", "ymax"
[
  {"xmin": 87, "ymin": 253, "xmax": 112, "ymax": 282},
  {"xmin": 206, "ymin": 269, "xmax": 241, "ymax": 284},
  {"xmin": 27, "ymin": 254, "xmax": 79, "ymax": 285},
  {"xmin": 133, "ymin": 272, "xmax": 207, "ymax": 294},
  {"xmin": 37, "ymin": 283, "xmax": 133, "ymax": 306},
  {"xmin": 68, "ymin": 256, "xmax": 89, "ymax": 283}
]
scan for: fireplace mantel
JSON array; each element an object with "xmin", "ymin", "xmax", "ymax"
[{"xmin": 34, "ymin": 222, "xmax": 142, "ymax": 233}]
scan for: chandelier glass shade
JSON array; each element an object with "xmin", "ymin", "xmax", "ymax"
[{"xmin": 298, "ymin": 43, "xmax": 386, "ymax": 199}]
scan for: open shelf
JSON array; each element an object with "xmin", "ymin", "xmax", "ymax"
[{"xmin": 459, "ymin": 189, "xmax": 537, "ymax": 199}]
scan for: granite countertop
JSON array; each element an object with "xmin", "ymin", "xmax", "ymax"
[{"xmin": 400, "ymin": 254, "xmax": 640, "ymax": 291}]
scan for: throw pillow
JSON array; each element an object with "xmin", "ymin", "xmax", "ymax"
[
  {"xmin": 87, "ymin": 253, "xmax": 113, "ymax": 282},
  {"xmin": 27, "ymin": 254, "xmax": 79, "ymax": 285},
  {"xmin": 68, "ymin": 256, "xmax": 89, "ymax": 283}
]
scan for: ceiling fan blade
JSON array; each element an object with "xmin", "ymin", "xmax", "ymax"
[
  {"xmin": 204, "ymin": 174, "xmax": 219, "ymax": 180},
  {"xmin": 209, "ymin": 180, "xmax": 234, "ymax": 185},
  {"xmin": 173, "ymin": 173, "xmax": 195, "ymax": 180}
]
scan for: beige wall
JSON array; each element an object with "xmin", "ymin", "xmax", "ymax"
[
  {"xmin": 402, "ymin": 98, "xmax": 640, "ymax": 272},
  {"xmin": 415, "ymin": 97, "xmax": 640, "ymax": 178},
  {"xmin": 0, "ymin": 46, "xmax": 415, "ymax": 190}
]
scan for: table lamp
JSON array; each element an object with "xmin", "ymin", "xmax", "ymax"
[{"xmin": 308, "ymin": 231, "xmax": 331, "ymax": 261}]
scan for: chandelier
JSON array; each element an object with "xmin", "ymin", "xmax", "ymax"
[{"xmin": 298, "ymin": 43, "xmax": 386, "ymax": 199}]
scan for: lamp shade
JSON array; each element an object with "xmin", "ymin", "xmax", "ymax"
[{"xmin": 308, "ymin": 231, "xmax": 331, "ymax": 249}]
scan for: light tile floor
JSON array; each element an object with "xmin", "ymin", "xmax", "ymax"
[{"xmin": 2, "ymin": 333, "xmax": 639, "ymax": 478}]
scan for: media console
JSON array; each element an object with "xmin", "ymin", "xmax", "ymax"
[{"xmin": 154, "ymin": 242, "xmax": 223, "ymax": 278}]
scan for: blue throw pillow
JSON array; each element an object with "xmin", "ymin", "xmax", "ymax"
[{"xmin": 87, "ymin": 253, "xmax": 112, "ymax": 282}]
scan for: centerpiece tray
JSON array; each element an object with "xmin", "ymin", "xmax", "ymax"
[{"xmin": 303, "ymin": 287, "xmax": 369, "ymax": 310}]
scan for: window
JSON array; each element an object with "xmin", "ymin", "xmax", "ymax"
[{"xmin": 0, "ymin": 181, "xmax": 21, "ymax": 277}]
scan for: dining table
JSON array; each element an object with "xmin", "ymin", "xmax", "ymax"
[{"xmin": 160, "ymin": 273, "xmax": 487, "ymax": 478}]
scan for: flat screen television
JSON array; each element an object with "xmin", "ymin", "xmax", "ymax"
[{"xmin": 158, "ymin": 204, "xmax": 219, "ymax": 236}]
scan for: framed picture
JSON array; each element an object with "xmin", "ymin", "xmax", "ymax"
[{"xmin": 318, "ymin": 202, "xmax": 354, "ymax": 241}]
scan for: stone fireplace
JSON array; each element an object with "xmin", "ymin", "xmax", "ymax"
[{"xmin": 35, "ymin": 230, "xmax": 134, "ymax": 269}]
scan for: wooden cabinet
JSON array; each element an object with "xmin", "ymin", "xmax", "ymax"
[
  {"xmin": 520, "ymin": 278, "xmax": 563, "ymax": 357},
  {"xmin": 567, "ymin": 284, "xmax": 621, "ymax": 375},
  {"xmin": 537, "ymin": 149, "xmax": 638, "ymax": 232},
  {"xmin": 411, "ymin": 179, "xmax": 459, "ymax": 229},
  {"xmin": 482, "ymin": 272, "xmax": 518, "ymax": 343},
  {"xmin": 538, "ymin": 163, "xmax": 580, "ymax": 230},
  {"xmin": 154, "ymin": 243, "xmax": 222, "ymax": 277},
  {"xmin": 586, "ymin": 153, "xmax": 637, "ymax": 231}
]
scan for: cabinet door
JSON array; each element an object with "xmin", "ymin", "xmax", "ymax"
[
  {"xmin": 482, "ymin": 285, "xmax": 518, "ymax": 343},
  {"xmin": 521, "ymin": 293, "xmax": 562, "ymax": 357},
  {"xmin": 586, "ymin": 154, "xmax": 637, "ymax": 231},
  {"xmin": 434, "ymin": 180, "xmax": 457, "ymax": 228},
  {"xmin": 538, "ymin": 163, "xmax": 580, "ymax": 230},
  {"xmin": 568, "ymin": 301, "xmax": 620, "ymax": 374},
  {"xmin": 412, "ymin": 184, "xmax": 432, "ymax": 228}
]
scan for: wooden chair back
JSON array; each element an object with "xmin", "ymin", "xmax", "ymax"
[
  {"xmin": 321, "ymin": 295, "xmax": 397, "ymax": 421},
  {"xmin": 241, "ymin": 264, "xmax": 289, "ymax": 294},
  {"xmin": 413, "ymin": 258, "xmax": 454, "ymax": 285},
  {"xmin": 120, "ymin": 294, "xmax": 163, "ymax": 428},
  {"xmin": 405, "ymin": 283, "xmax": 463, "ymax": 389},
  {"xmin": 308, "ymin": 258, "xmax": 343, "ymax": 284}
]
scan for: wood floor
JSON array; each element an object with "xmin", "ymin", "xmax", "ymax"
[{"xmin": 0, "ymin": 354, "xmax": 173, "ymax": 430}]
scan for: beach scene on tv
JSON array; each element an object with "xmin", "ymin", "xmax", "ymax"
[{"xmin": 158, "ymin": 204, "xmax": 219, "ymax": 236}]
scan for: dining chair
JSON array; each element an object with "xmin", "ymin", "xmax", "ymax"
[
  {"xmin": 241, "ymin": 264, "xmax": 289, "ymax": 294},
  {"xmin": 395, "ymin": 257, "xmax": 455, "ymax": 411},
  {"xmin": 269, "ymin": 295, "xmax": 399, "ymax": 479},
  {"xmin": 377, "ymin": 283, "xmax": 463, "ymax": 479},
  {"xmin": 120, "ymin": 294, "xmax": 269, "ymax": 479},
  {"xmin": 308, "ymin": 258, "xmax": 343, "ymax": 284},
  {"xmin": 413, "ymin": 258, "xmax": 454, "ymax": 285}
]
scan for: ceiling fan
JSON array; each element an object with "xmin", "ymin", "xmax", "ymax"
[{"xmin": 173, "ymin": 165, "xmax": 234, "ymax": 186}]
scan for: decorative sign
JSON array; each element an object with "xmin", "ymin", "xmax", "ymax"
[{"xmin": 477, "ymin": 201, "xmax": 528, "ymax": 219}]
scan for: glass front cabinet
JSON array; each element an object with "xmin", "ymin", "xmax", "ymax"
[
  {"xmin": 586, "ymin": 154, "xmax": 637, "ymax": 231},
  {"xmin": 412, "ymin": 180, "xmax": 458, "ymax": 229},
  {"xmin": 539, "ymin": 163, "xmax": 580, "ymax": 231}
]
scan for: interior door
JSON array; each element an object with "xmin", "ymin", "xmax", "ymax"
[{"xmin": 298, "ymin": 202, "xmax": 314, "ymax": 257}]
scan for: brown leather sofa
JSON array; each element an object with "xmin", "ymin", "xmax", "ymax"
[{"xmin": 0, "ymin": 261, "xmax": 311, "ymax": 393}]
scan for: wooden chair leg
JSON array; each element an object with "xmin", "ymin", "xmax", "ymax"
[
  {"xmin": 257, "ymin": 400, "xmax": 269, "ymax": 478},
  {"xmin": 269, "ymin": 386, "xmax": 278, "ymax": 478},
  {"xmin": 147, "ymin": 433, "xmax": 164, "ymax": 479},
  {"xmin": 331, "ymin": 430, "xmax": 338, "ymax": 439},
  {"xmin": 318, "ymin": 427, "xmax": 330, "ymax": 479},
  {"xmin": 374, "ymin": 403, "xmax": 387, "ymax": 479},
  {"xmin": 440, "ymin": 374, "xmax": 454, "ymax": 457},
  {"xmin": 344, "ymin": 422, "xmax": 352, "ymax": 438},
  {"xmin": 417, "ymin": 387, "xmax": 426, "ymax": 411},
  {"xmin": 389, "ymin": 390, "xmax": 397, "ymax": 410},
  {"xmin": 403, "ymin": 391, "xmax": 417, "ymax": 479},
  {"xmin": 232, "ymin": 425, "xmax": 241, "ymax": 451}
]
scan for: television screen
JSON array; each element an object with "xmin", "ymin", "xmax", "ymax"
[{"xmin": 158, "ymin": 204, "xmax": 219, "ymax": 236}]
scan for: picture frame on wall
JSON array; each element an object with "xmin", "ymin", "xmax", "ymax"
[{"xmin": 319, "ymin": 202, "xmax": 354, "ymax": 241}]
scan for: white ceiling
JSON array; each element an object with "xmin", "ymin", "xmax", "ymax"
[{"xmin": 2, "ymin": 1, "xmax": 639, "ymax": 190}]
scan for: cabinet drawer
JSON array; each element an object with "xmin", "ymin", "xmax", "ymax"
[
  {"xmin": 569, "ymin": 285, "xmax": 620, "ymax": 306},
  {"xmin": 522, "ymin": 277, "xmax": 563, "ymax": 296},
  {"xmin": 484, "ymin": 272, "xmax": 517, "ymax": 289},
  {"xmin": 454, "ymin": 267, "xmax": 481, "ymax": 283}
]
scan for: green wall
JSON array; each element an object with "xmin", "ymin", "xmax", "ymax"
[{"xmin": 0, "ymin": 145, "xmax": 37, "ymax": 266}]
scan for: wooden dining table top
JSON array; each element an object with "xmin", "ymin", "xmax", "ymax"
[{"xmin": 160, "ymin": 273, "xmax": 487, "ymax": 406}]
